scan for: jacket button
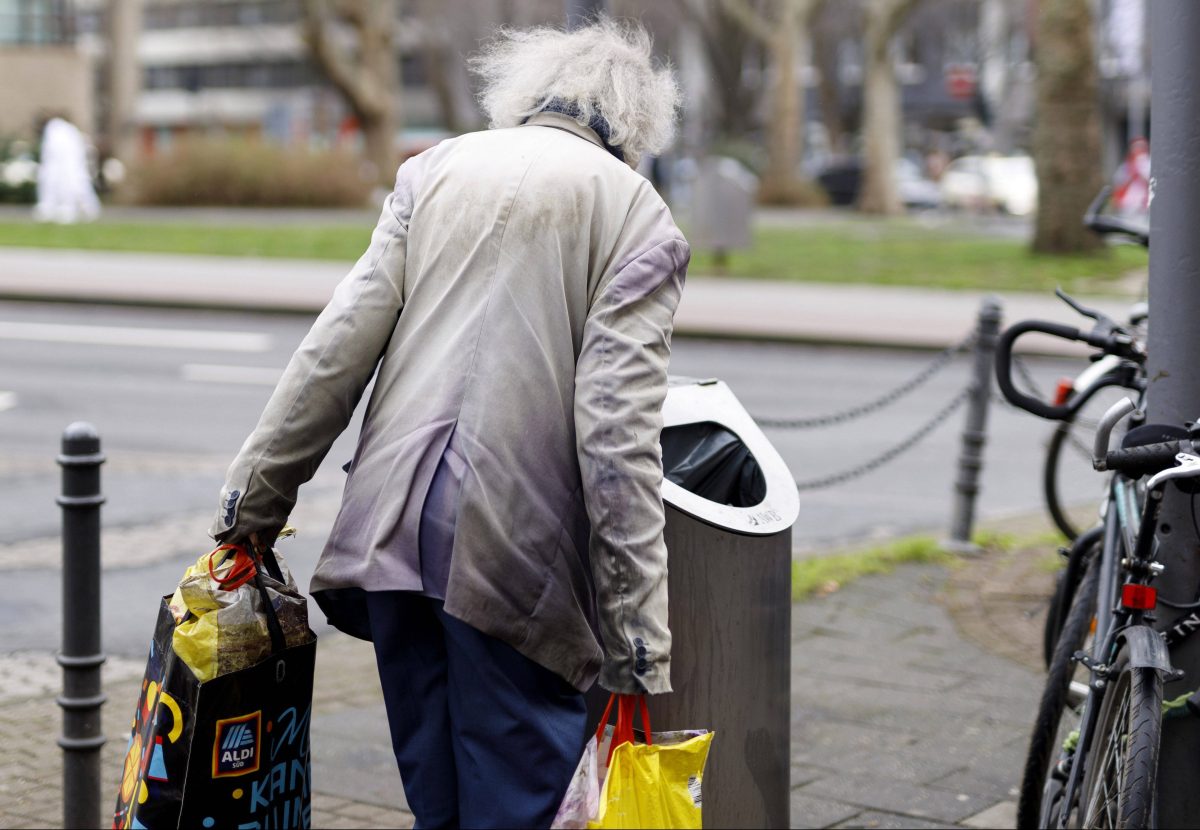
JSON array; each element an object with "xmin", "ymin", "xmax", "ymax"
[
  {"xmin": 634, "ymin": 637, "xmax": 644, "ymax": 647},
  {"xmin": 635, "ymin": 658, "xmax": 647, "ymax": 675},
  {"xmin": 635, "ymin": 646, "xmax": 647, "ymax": 658}
]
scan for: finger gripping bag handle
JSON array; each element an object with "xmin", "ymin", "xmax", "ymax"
[{"xmin": 597, "ymin": 693, "xmax": 653, "ymax": 766}]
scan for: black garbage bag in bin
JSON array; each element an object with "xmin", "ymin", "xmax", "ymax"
[{"xmin": 661, "ymin": 421, "xmax": 766, "ymax": 507}]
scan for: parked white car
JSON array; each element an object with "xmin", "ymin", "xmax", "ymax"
[{"xmin": 940, "ymin": 154, "xmax": 1038, "ymax": 216}]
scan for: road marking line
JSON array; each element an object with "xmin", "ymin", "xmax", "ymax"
[
  {"xmin": 0, "ymin": 321, "xmax": 271, "ymax": 352},
  {"xmin": 182, "ymin": 364, "xmax": 282, "ymax": 386},
  {"xmin": 0, "ymin": 392, "xmax": 15, "ymax": 412}
]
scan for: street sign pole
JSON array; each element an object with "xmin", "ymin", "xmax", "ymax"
[{"xmin": 1147, "ymin": 3, "xmax": 1200, "ymax": 824}]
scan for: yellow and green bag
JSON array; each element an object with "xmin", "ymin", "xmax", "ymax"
[{"xmin": 553, "ymin": 694, "xmax": 713, "ymax": 830}]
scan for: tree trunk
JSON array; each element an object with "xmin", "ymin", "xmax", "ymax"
[
  {"xmin": 858, "ymin": 0, "xmax": 916, "ymax": 215},
  {"xmin": 417, "ymin": 0, "xmax": 463, "ymax": 134},
  {"xmin": 105, "ymin": 0, "xmax": 142, "ymax": 165},
  {"xmin": 1032, "ymin": 0, "xmax": 1104, "ymax": 254},
  {"xmin": 302, "ymin": 0, "xmax": 400, "ymax": 186},
  {"xmin": 701, "ymin": 11, "xmax": 756, "ymax": 140},
  {"xmin": 761, "ymin": 10, "xmax": 800, "ymax": 200},
  {"xmin": 812, "ymin": 16, "xmax": 844, "ymax": 154},
  {"xmin": 361, "ymin": 111, "xmax": 398, "ymax": 185}
]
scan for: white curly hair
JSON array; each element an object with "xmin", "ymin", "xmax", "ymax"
[{"xmin": 469, "ymin": 17, "xmax": 681, "ymax": 167}]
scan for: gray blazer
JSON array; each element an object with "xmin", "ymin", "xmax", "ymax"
[{"xmin": 211, "ymin": 113, "xmax": 689, "ymax": 694}]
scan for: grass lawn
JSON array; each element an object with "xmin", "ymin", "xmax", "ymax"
[
  {"xmin": 791, "ymin": 526, "xmax": 1067, "ymax": 601},
  {"xmin": 0, "ymin": 220, "xmax": 373, "ymax": 261},
  {"xmin": 690, "ymin": 225, "xmax": 1146, "ymax": 293},
  {"xmin": 0, "ymin": 216, "xmax": 1145, "ymax": 293}
]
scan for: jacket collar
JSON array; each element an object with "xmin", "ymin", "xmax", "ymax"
[{"xmin": 522, "ymin": 111, "xmax": 619, "ymax": 159}]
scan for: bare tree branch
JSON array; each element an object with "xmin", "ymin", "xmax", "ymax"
[{"xmin": 302, "ymin": 0, "xmax": 390, "ymax": 118}]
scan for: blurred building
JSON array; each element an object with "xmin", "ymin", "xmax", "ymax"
[
  {"xmin": 73, "ymin": 0, "xmax": 457, "ymax": 155},
  {"xmin": 0, "ymin": 0, "xmax": 94, "ymax": 137}
]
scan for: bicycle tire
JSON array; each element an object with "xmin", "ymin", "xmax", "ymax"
[
  {"xmin": 1079, "ymin": 645, "xmax": 1163, "ymax": 829},
  {"xmin": 1043, "ymin": 525, "xmax": 1105, "ymax": 669},
  {"xmin": 1018, "ymin": 553, "xmax": 1100, "ymax": 829},
  {"xmin": 1044, "ymin": 417, "xmax": 1082, "ymax": 541}
]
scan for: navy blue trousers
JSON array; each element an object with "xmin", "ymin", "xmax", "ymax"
[{"xmin": 365, "ymin": 592, "xmax": 588, "ymax": 829}]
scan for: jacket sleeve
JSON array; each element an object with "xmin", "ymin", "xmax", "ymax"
[
  {"xmin": 209, "ymin": 163, "xmax": 416, "ymax": 542},
  {"xmin": 574, "ymin": 236, "xmax": 689, "ymax": 695}
]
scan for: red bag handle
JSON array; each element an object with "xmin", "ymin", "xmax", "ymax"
[
  {"xmin": 206, "ymin": 544, "xmax": 258, "ymax": 591},
  {"xmin": 596, "ymin": 693, "xmax": 653, "ymax": 766}
]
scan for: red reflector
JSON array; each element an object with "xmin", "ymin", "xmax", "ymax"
[
  {"xmin": 1053, "ymin": 378, "xmax": 1074, "ymax": 407},
  {"xmin": 1121, "ymin": 583, "xmax": 1158, "ymax": 610}
]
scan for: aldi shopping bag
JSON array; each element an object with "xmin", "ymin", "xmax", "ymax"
[
  {"xmin": 553, "ymin": 694, "xmax": 714, "ymax": 830},
  {"xmin": 113, "ymin": 544, "xmax": 317, "ymax": 830}
]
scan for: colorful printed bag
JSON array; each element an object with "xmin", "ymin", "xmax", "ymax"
[{"xmin": 113, "ymin": 545, "xmax": 317, "ymax": 830}]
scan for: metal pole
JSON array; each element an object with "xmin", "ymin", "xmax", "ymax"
[
  {"xmin": 565, "ymin": 0, "xmax": 606, "ymax": 28},
  {"xmin": 1148, "ymin": 4, "xmax": 1200, "ymax": 824},
  {"xmin": 946, "ymin": 297, "xmax": 1002, "ymax": 553},
  {"xmin": 57, "ymin": 423, "xmax": 106, "ymax": 830}
]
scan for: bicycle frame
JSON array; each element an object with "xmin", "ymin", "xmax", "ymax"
[{"xmin": 1054, "ymin": 458, "xmax": 1180, "ymax": 827}]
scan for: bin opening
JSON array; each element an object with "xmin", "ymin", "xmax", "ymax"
[{"xmin": 661, "ymin": 421, "xmax": 767, "ymax": 507}]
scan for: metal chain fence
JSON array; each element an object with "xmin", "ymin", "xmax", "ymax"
[
  {"xmin": 753, "ymin": 333, "xmax": 976, "ymax": 430},
  {"xmin": 749, "ymin": 330, "xmax": 979, "ymax": 493},
  {"xmin": 791, "ymin": 390, "xmax": 970, "ymax": 492}
]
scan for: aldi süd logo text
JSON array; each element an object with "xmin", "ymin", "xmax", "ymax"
[{"xmin": 213, "ymin": 711, "xmax": 262, "ymax": 778}]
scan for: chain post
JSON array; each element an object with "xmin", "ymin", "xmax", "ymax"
[
  {"xmin": 945, "ymin": 297, "xmax": 1002, "ymax": 553},
  {"xmin": 57, "ymin": 422, "xmax": 106, "ymax": 829}
]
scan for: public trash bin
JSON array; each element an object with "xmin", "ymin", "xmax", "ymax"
[
  {"xmin": 588, "ymin": 376, "xmax": 799, "ymax": 829},
  {"xmin": 689, "ymin": 156, "xmax": 757, "ymax": 260}
]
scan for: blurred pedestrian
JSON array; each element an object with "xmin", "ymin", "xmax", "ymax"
[
  {"xmin": 33, "ymin": 116, "xmax": 101, "ymax": 224},
  {"xmin": 212, "ymin": 18, "xmax": 687, "ymax": 829},
  {"xmin": 1112, "ymin": 137, "xmax": 1151, "ymax": 215}
]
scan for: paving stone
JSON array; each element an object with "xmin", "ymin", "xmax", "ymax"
[
  {"xmin": 314, "ymin": 814, "xmax": 373, "ymax": 829},
  {"xmin": 2, "ymin": 554, "xmax": 1052, "ymax": 827},
  {"xmin": 334, "ymin": 801, "xmax": 400, "ymax": 822},
  {"xmin": 962, "ymin": 800, "xmax": 1017, "ymax": 828},
  {"xmin": 312, "ymin": 793, "xmax": 357, "ymax": 811},
  {"xmin": 830, "ymin": 809, "xmax": 959, "ymax": 829},
  {"xmin": 926, "ymin": 769, "xmax": 1019, "ymax": 804},
  {"xmin": 791, "ymin": 762, "xmax": 833, "ymax": 789},
  {"xmin": 789, "ymin": 790, "xmax": 861, "ymax": 829},
  {"xmin": 818, "ymin": 744, "xmax": 967, "ymax": 785},
  {"xmin": 797, "ymin": 774, "xmax": 993, "ymax": 824}
]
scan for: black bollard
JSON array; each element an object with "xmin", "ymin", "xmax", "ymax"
[
  {"xmin": 947, "ymin": 296, "xmax": 1003, "ymax": 553},
  {"xmin": 57, "ymin": 423, "xmax": 106, "ymax": 829}
]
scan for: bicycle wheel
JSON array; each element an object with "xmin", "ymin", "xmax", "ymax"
[
  {"xmin": 1043, "ymin": 526, "xmax": 1105, "ymax": 669},
  {"xmin": 1018, "ymin": 554, "xmax": 1099, "ymax": 829},
  {"xmin": 1044, "ymin": 417, "xmax": 1083, "ymax": 541},
  {"xmin": 1043, "ymin": 382, "xmax": 1130, "ymax": 543},
  {"xmin": 1079, "ymin": 645, "xmax": 1163, "ymax": 829}
]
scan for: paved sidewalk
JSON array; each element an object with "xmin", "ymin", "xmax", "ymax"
[
  {"xmin": 0, "ymin": 246, "xmax": 1135, "ymax": 353},
  {"xmin": 0, "ymin": 547, "xmax": 1050, "ymax": 829}
]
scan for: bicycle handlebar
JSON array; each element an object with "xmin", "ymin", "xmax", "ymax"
[
  {"xmin": 1084, "ymin": 186, "xmax": 1150, "ymax": 248},
  {"xmin": 994, "ymin": 320, "xmax": 1132, "ymax": 420},
  {"xmin": 1104, "ymin": 439, "xmax": 1191, "ymax": 479}
]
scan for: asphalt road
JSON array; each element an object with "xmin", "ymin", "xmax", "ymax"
[{"xmin": 0, "ymin": 300, "xmax": 1098, "ymax": 658}]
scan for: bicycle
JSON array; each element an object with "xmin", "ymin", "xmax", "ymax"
[
  {"xmin": 998, "ymin": 311, "xmax": 1200, "ymax": 828},
  {"xmin": 1040, "ymin": 190, "xmax": 1149, "ymax": 544}
]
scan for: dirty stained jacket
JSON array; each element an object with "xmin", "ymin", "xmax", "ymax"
[{"xmin": 210, "ymin": 112, "xmax": 690, "ymax": 695}]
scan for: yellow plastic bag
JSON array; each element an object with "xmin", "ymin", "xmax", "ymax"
[
  {"xmin": 588, "ymin": 731, "xmax": 714, "ymax": 829},
  {"xmin": 168, "ymin": 543, "xmax": 311, "ymax": 682},
  {"xmin": 552, "ymin": 694, "xmax": 713, "ymax": 830}
]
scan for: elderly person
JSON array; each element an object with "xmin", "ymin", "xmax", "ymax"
[{"xmin": 211, "ymin": 18, "xmax": 687, "ymax": 828}]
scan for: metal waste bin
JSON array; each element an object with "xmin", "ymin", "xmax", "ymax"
[{"xmin": 588, "ymin": 376, "xmax": 799, "ymax": 829}]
